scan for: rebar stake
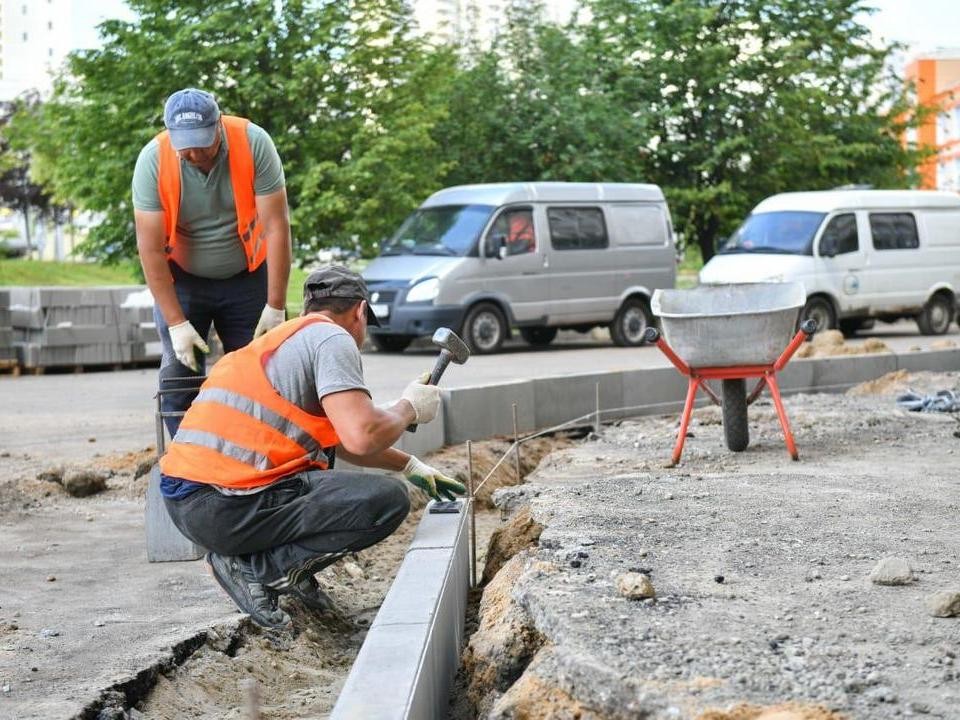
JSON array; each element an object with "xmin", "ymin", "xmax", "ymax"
[
  {"xmin": 595, "ymin": 381, "xmax": 601, "ymax": 434},
  {"xmin": 512, "ymin": 402, "xmax": 521, "ymax": 488},
  {"xmin": 467, "ymin": 439, "xmax": 476, "ymax": 588}
]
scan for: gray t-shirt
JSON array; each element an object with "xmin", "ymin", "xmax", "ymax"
[
  {"xmin": 132, "ymin": 122, "xmax": 285, "ymax": 279},
  {"xmin": 264, "ymin": 322, "xmax": 370, "ymax": 419}
]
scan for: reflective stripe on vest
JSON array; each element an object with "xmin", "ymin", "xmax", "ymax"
[
  {"xmin": 155, "ymin": 114, "xmax": 266, "ymax": 272},
  {"xmin": 159, "ymin": 315, "xmax": 342, "ymax": 489}
]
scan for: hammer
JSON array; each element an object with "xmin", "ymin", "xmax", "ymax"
[{"xmin": 407, "ymin": 327, "xmax": 471, "ymax": 432}]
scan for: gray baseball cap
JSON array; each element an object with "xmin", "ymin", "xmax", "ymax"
[
  {"xmin": 163, "ymin": 88, "xmax": 221, "ymax": 151},
  {"xmin": 303, "ymin": 265, "xmax": 381, "ymax": 326}
]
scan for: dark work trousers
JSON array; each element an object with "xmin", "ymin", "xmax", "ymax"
[
  {"xmin": 155, "ymin": 262, "xmax": 267, "ymax": 438},
  {"xmin": 164, "ymin": 470, "xmax": 411, "ymax": 588}
]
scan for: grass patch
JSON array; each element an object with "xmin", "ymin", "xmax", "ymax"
[{"xmin": 0, "ymin": 259, "xmax": 142, "ymax": 286}]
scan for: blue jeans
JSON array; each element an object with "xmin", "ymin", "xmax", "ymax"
[{"xmin": 155, "ymin": 262, "xmax": 267, "ymax": 437}]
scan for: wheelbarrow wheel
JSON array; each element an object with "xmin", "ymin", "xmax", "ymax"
[{"xmin": 721, "ymin": 379, "xmax": 749, "ymax": 452}]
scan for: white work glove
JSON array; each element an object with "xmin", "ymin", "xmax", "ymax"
[
  {"xmin": 253, "ymin": 304, "xmax": 286, "ymax": 338},
  {"xmin": 403, "ymin": 456, "xmax": 467, "ymax": 502},
  {"xmin": 168, "ymin": 320, "xmax": 209, "ymax": 373},
  {"xmin": 401, "ymin": 372, "xmax": 441, "ymax": 424}
]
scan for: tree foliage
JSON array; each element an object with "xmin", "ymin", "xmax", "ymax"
[
  {"xmin": 5, "ymin": 0, "xmax": 930, "ymax": 265},
  {"xmin": 9, "ymin": 0, "xmax": 450, "ymax": 263}
]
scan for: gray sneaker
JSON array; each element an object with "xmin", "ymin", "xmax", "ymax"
[
  {"xmin": 206, "ymin": 552, "xmax": 291, "ymax": 629},
  {"xmin": 281, "ymin": 574, "xmax": 337, "ymax": 613}
]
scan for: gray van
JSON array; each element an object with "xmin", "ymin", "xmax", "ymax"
[{"xmin": 362, "ymin": 182, "xmax": 676, "ymax": 353}]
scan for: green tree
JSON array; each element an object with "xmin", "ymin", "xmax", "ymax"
[
  {"xmin": 437, "ymin": 2, "xmax": 644, "ymax": 186},
  {"xmin": 581, "ymin": 0, "xmax": 928, "ymax": 261},
  {"xmin": 9, "ymin": 0, "xmax": 451, "ymax": 263}
]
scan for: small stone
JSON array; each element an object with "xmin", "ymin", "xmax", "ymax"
[
  {"xmin": 342, "ymin": 561, "xmax": 364, "ymax": 580},
  {"xmin": 926, "ymin": 591, "xmax": 960, "ymax": 618},
  {"xmin": 30, "ymin": 668, "xmax": 37, "ymax": 673},
  {"xmin": 570, "ymin": 559, "xmax": 582, "ymax": 568},
  {"xmin": 46, "ymin": 575, "xmax": 56, "ymax": 582},
  {"xmin": 617, "ymin": 571, "xmax": 656, "ymax": 600},
  {"xmin": 2, "ymin": 685, "xmax": 9, "ymax": 693},
  {"xmin": 840, "ymin": 575, "xmax": 851, "ymax": 581},
  {"xmin": 63, "ymin": 470, "xmax": 109, "ymax": 498},
  {"xmin": 869, "ymin": 557, "xmax": 914, "ymax": 586},
  {"xmin": 714, "ymin": 575, "xmax": 725, "ymax": 584},
  {"xmin": 94, "ymin": 620, "xmax": 105, "ymax": 627},
  {"xmin": 88, "ymin": 437, "xmax": 96, "ymax": 443},
  {"xmin": 38, "ymin": 628, "xmax": 59, "ymax": 637}
]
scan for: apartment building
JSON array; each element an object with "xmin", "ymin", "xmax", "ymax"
[
  {"xmin": 0, "ymin": 0, "xmax": 130, "ymax": 101},
  {"xmin": 905, "ymin": 50, "xmax": 960, "ymax": 192}
]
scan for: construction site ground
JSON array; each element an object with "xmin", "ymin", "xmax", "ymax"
[
  {"xmin": 458, "ymin": 370, "xmax": 960, "ymax": 720},
  {"xmin": 0, "ymin": 363, "xmax": 958, "ymax": 719}
]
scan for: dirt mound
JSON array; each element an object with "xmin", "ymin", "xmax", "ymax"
[
  {"xmin": 697, "ymin": 703, "xmax": 844, "ymax": 720},
  {"xmin": 847, "ymin": 369, "xmax": 960, "ymax": 397},
  {"xmin": 796, "ymin": 330, "xmax": 889, "ymax": 359},
  {"xmin": 482, "ymin": 506, "xmax": 543, "ymax": 585}
]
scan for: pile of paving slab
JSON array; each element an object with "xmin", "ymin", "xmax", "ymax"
[{"xmin": 0, "ymin": 286, "xmax": 160, "ymax": 372}]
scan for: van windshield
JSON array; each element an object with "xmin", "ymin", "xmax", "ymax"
[
  {"xmin": 380, "ymin": 205, "xmax": 495, "ymax": 256},
  {"xmin": 719, "ymin": 211, "xmax": 825, "ymax": 256}
]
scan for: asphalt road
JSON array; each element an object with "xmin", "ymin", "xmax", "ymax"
[{"xmin": 0, "ymin": 321, "xmax": 956, "ymax": 461}]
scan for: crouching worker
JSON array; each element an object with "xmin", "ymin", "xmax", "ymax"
[{"xmin": 159, "ymin": 265, "xmax": 466, "ymax": 628}]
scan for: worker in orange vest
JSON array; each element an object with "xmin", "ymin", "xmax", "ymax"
[
  {"xmin": 160, "ymin": 266, "xmax": 466, "ymax": 628},
  {"xmin": 133, "ymin": 88, "xmax": 292, "ymax": 436}
]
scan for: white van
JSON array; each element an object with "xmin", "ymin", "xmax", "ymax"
[
  {"xmin": 699, "ymin": 190, "xmax": 960, "ymax": 335},
  {"xmin": 362, "ymin": 182, "xmax": 676, "ymax": 353}
]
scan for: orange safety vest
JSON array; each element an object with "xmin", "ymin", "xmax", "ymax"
[
  {"xmin": 160, "ymin": 316, "xmax": 341, "ymax": 489},
  {"xmin": 155, "ymin": 114, "xmax": 266, "ymax": 272}
]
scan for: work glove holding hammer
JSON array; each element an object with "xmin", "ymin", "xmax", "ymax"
[
  {"xmin": 401, "ymin": 372, "xmax": 441, "ymax": 424},
  {"xmin": 403, "ymin": 456, "xmax": 467, "ymax": 502}
]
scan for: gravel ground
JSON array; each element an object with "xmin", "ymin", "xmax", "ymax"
[{"xmin": 460, "ymin": 372, "xmax": 960, "ymax": 719}]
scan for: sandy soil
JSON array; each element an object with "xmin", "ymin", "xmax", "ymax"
[{"xmin": 0, "ymin": 434, "xmax": 566, "ymax": 719}]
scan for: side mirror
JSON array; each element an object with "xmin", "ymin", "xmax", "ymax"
[{"xmin": 485, "ymin": 234, "xmax": 505, "ymax": 259}]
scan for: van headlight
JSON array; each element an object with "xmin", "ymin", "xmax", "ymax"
[{"xmin": 405, "ymin": 277, "xmax": 439, "ymax": 303}]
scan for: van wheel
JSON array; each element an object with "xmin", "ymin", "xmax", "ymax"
[
  {"xmin": 371, "ymin": 335, "xmax": 413, "ymax": 353},
  {"xmin": 916, "ymin": 294, "xmax": 954, "ymax": 335},
  {"xmin": 463, "ymin": 302, "xmax": 508, "ymax": 354},
  {"xmin": 799, "ymin": 297, "xmax": 836, "ymax": 335},
  {"xmin": 520, "ymin": 327, "xmax": 558, "ymax": 347},
  {"xmin": 610, "ymin": 297, "xmax": 653, "ymax": 347}
]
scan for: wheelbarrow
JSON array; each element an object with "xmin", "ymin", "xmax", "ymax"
[{"xmin": 644, "ymin": 282, "xmax": 816, "ymax": 466}]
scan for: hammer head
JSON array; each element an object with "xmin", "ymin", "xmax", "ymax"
[{"xmin": 431, "ymin": 327, "xmax": 470, "ymax": 364}]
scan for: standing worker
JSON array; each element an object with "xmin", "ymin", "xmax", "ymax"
[
  {"xmin": 133, "ymin": 88, "xmax": 292, "ymax": 435},
  {"xmin": 159, "ymin": 266, "xmax": 466, "ymax": 628}
]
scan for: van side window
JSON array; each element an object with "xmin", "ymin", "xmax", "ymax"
[
  {"xmin": 869, "ymin": 213, "xmax": 919, "ymax": 250},
  {"xmin": 547, "ymin": 207, "xmax": 608, "ymax": 250},
  {"xmin": 820, "ymin": 213, "xmax": 858, "ymax": 255},
  {"xmin": 489, "ymin": 208, "xmax": 536, "ymax": 256}
]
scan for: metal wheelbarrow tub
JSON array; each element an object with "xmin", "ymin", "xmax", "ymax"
[{"xmin": 651, "ymin": 282, "xmax": 806, "ymax": 368}]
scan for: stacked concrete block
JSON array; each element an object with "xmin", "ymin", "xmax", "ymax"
[
  {"xmin": 0, "ymin": 289, "xmax": 15, "ymax": 365},
  {"xmin": 9, "ymin": 286, "xmax": 161, "ymax": 371}
]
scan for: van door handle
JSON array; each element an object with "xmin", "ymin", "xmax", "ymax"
[{"xmin": 521, "ymin": 271, "xmax": 539, "ymax": 275}]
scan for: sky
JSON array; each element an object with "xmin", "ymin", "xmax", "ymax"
[{"xmin": 862, "ymin": 0, "xmax": 960, "ymax": 60}]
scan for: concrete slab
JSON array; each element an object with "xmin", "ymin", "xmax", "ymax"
[
  {"xmin": 331, "ymin": 496, "xmax": 468, "ymax": 720},
  {"xmin": 444, "ymin": 380, "xmax": 536, "ymax": 444},
  {"xmin": 896, "ymin": 348, "xmax": 960, "ymax": 373},
  {"xmin": 530, "ymin": 372, "xmax": 624, "ymax": 428},
  {"xmin": 810, "ymin": 352, "xmax": 898, "ymax": 393}
]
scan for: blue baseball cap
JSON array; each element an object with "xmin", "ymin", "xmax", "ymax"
[{"xmin": 163, "ymin": 88, "xmax": 221, "ymax": 151}]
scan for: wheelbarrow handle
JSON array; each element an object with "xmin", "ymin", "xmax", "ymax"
[
  {"xmin": 643, "ymin": 327, "xmax": 661, "ymax": 344},
  {"xmin": 800, "ymin": 319, "xmax": 817, "ymax": 337}
]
